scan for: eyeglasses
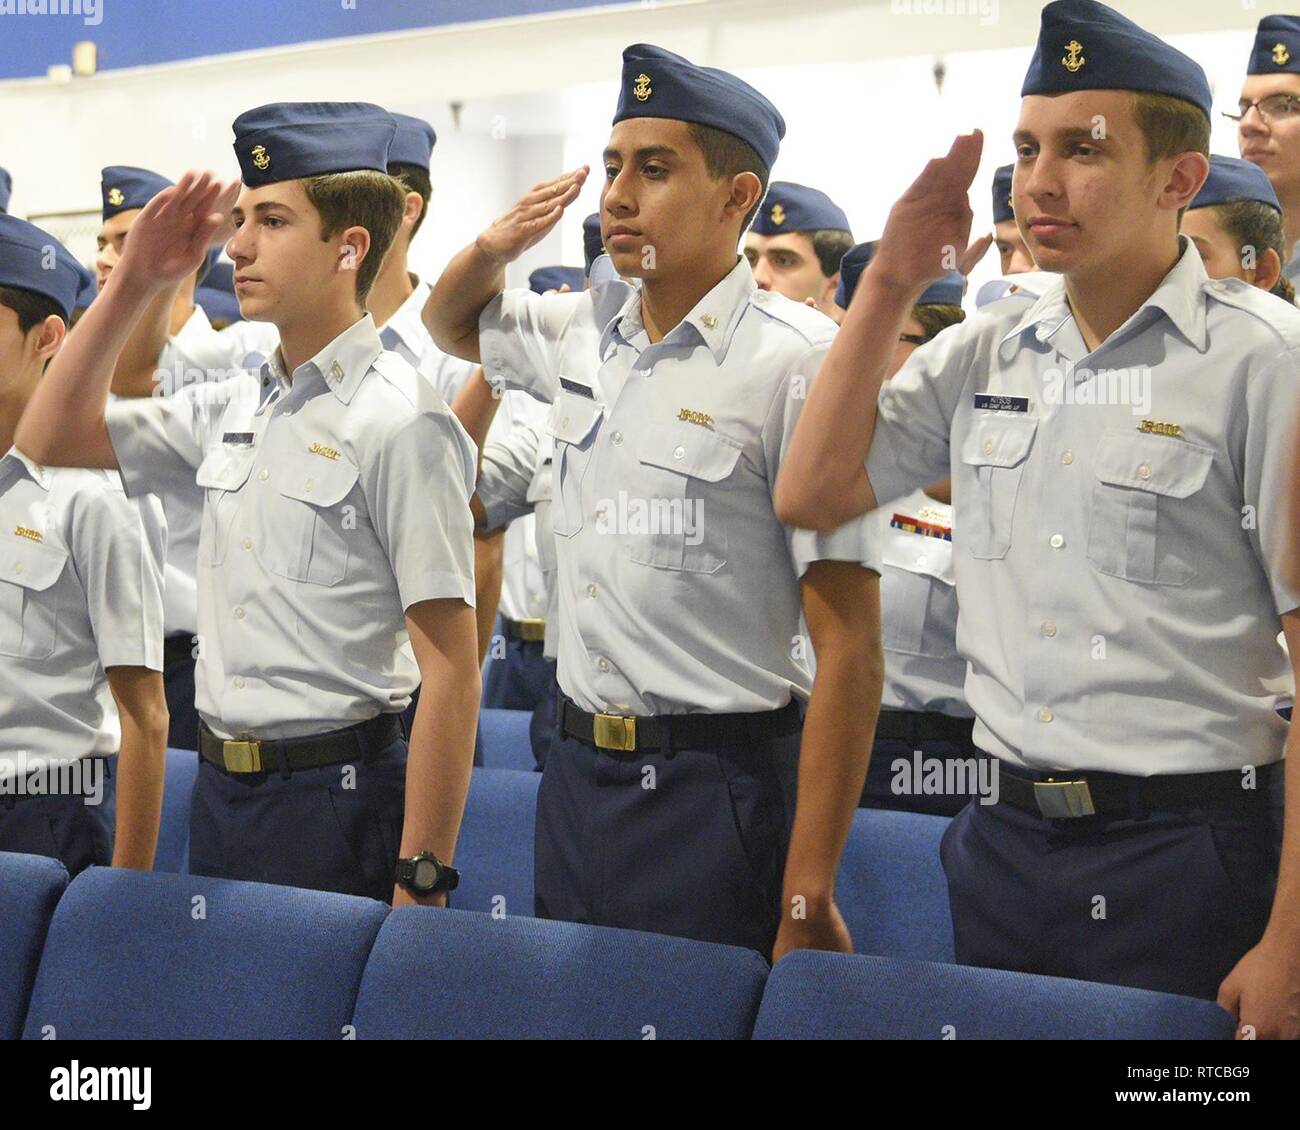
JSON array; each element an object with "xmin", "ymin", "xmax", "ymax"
[
  {"xmin": 899, "ymin": 333, "xmax": 928, "ymax": 346},
  {"xmin": 1223, "ymin": 94, "xmax": 1300, "ymax": 124}
]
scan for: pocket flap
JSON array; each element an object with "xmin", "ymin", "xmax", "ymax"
[
  {"xmin": 960, "ymin": 412, "xmax": 1038, "ymax": 468},
  {"xmin": 0, "ymin": 538, "xmax": 68, "ymax": 592},
  {"xmin": 195, "ymin": 445, "xmax": 256, "ymax": 492},
  {"xmin": 546, "ymin": 391, "xmax": 604, "ymax": 446},
  {"xmin": 1093, "ymin": 431, "xmax": 1214, "ymax": 498},
  {"xmin": 276, "ymin": 449, "xmax": 360, "ymax": 506},
  {"xmin": 881, "ymin": 530, "xmax": 956, "ymax": 585},
  {"xmin": 636, "ymin": 420, "xmax": 743, "ymax": 482}
]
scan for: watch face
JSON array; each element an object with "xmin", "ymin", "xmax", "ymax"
[{"xmin": 413, "ymin": 858, "xmax": 439, "ymax": 890}]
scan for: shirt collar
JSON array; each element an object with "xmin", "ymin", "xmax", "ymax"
[
  {"xmin": 265, "ymin": 313, "xmax": 383, "ymax": 406},
  {"xmin": 379, "ymin": 274, "xmax": 431, "ymax": 356},
  {"xmin": 599, "ymin": 257, "xmax": 756, "ymax": 365},
  {"xmin": 1, "ymin": 446, "xmax": 51, "ymax": 491},
  {"xmin": 998, "ymin": 235, "xmax": 1209, "ymax": 355}
]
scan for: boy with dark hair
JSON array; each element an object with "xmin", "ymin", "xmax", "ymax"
[
  {"xmin": 427, "ymin": 44, "xmax": 882, "ymax": 958},
  {"xmin": 1, "ymin": 214, "xmax": 168, "ymax": 875},
  {"xmin": 777, "ymin": 1, "xmax": 1300, "ymax": 1037},
  {"xmin": 17, "ymin": 102, "xmax": 481, "ymax": 907},
  {"xmin": 745, "ymin": 182, "xmax": 854, "ymax": 321}
]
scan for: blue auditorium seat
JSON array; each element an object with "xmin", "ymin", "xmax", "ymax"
[
  {"xmin": 0, "ymin": 852, "xmax": 69, "ymax": 1040},
  {"xmin": 154, "ymin": 748, "xmax": 199, "ymax": 874},
  {"xmin": 752, "ymin": 951, "xmax": 1236, "ymax": 1040},
  {"xmin": 22, "ymin": 868, "xmax": 388, "ymax": 1039},
  {"xmin": 351, "ymin": 906, "xmax": 769, "ymax": 1039},
  {"xmin": 453, "ymin": 767, "xmax": 538, "ymax": 917},
  {"xmin": 836, "ymin": 807, "xmax": 954, "ymax": 962},
  {"xmin": 478, "ymin": 708, "xmax": 536, "ymax": 772}
]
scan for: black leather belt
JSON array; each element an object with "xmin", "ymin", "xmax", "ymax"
[
  {"xmin": 997, "ymin": 761, "xmax": 1281, "ymax": 820},
  {"xmin": 559, "ymin": 695, "xmax": 801, "ymax": 754},
  {"xmin": 875, "ymin": 709, "xmax": 976, "ymax": 749},
  {"xmin": 163, "ymin": 633, "xmax": 196, "ymax": 668},
  {"xmin": 199, "ymin": 713, "xmax": 404, "ymax": 775},
  {"xmin": 502, "ymin": 617, "xmax": 546, "ymax": 643}
]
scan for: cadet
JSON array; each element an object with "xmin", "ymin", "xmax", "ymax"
[
  {"xmin": 1, "ymin": 214, "xmax": 168, "ymax": 875},
  {"xmin": 778, "ymin": 0, "xmax": 1300, "ymax": 1038},
  {"xmin": 744, "ymin": 182, "xmax": 853, "ymax": 322},
  {"xmin": 833, "ymin": 247, "xmax": 982, "ymax": 817},
  {"xmin": 0, "ymin": 167, "xmax": 10, "ymax": 213},
  {"xmin": 97, "ymin": 165, "xmax": 220, "ymax": 752},
  {"xmin": 18, "ymin": 102, "xmax": 481, "ymax": 907},
  {"xmin": 427, "ymin": 44, "xmax": 883, "ymax": 957},
  {"xmin": 1183, "ymin": 154, "xmax": 1294, "ymax": 300},
  {"xmin": 1237, "ymin": 15, "xmax": 1300, "ymax": 287}
]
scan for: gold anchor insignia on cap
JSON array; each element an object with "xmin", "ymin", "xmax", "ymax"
[
  {"xmin": 1062, "ymin": 39, "xmax": 1085, "ymax": 73},
  {"xmin": 677, "ymin": 408, "xmax": 714, "ymax": 428},
  {"xmin": 633, "ymin": 73, "xmax": 652, "ymax": 102},
  {"xmin": 250, "ymin": 144, "xmax": 271, "ymax": 171},
  {"xmin": 769, "ymin": 203, "xmax": 786, "ymax": 226},
  {"xmin": 1274, "ymin": 43, "xmax": 1291, "ymax": 67},
  {"xmin": 106, "ymin": 187, "xmax": 124, "ymax": 207},
  {"xmin": 14, "ymin": 525, "xmax": 42, "ymax": 544}
]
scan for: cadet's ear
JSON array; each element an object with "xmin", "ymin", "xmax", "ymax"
[
  {"xmin": 727, "ymin": 171, "xmax": 764, "ymax": 227},
  {"xmin": 1253, "ymin": 245, "xmax": 1283, "ymax": 294},
  {"xmin": 31, "ymin": 314, "xmax": 67, "ymax": 364},
  {"xmin": 1163, "ymin": 151, "xmax": 1210, "ymax": 214},
  {"xmin": 401, "ymin": 190, "xmax": 424, "ymax": 231},
  {"xmin": 338, "ymin": 224, "xmax": 372, "ymax": 281}
]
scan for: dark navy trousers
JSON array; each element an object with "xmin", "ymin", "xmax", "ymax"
[
  {"xmin": 188, "ymin": 738, "xmax": 407, "ymax": 902},
  {"xmin": 528, "ymin": 673, "xmax": 560, "ymax": 770},
  {"xmin": 940, "ymin": 778, "xmax": 1279, "ymax": 1000},
  {"xmin": 0, "ymin": 758, "xmax": 115, "ymax": 876},
  {"xmin": 484, "ymin": 637, "xmax": 554, "ymax": 712},
  {"xmin": 163, "ymin": 634, "xmax": 200, "ymax": 753},
  {"xmin": 535, "ymin": 723, "xmax": 800, "ymax": 956}
]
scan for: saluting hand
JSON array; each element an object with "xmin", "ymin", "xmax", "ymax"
[
  {"xmin": 113, "ymin": 172, "xmax": 238, "ymax": 291},
  {"xmin": 475, "ymin": 167, "xmax": 589, "ymax": 266},
  {"xmin": 870, "ymin": 130, "xmax": 984, "ymax": 294}
]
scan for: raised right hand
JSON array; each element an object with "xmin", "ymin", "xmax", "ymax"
[{"xmin": 475, "ymin": 167, "xmax": 589, "ymax": 266}]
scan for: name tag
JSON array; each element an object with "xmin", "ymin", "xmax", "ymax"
[
  {"xmin": 559, "ymin": 377, "xmax": 594, "ymax": 399},
  {"xmin": 222, "ymin": 432, "xmax": 255, "ymax": 445},
  {"xmin": 974, "ymin": 394, "xmax": 1029, "ymax": 413}
]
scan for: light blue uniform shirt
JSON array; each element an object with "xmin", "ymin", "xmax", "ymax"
[
  {"xmin": 868, "ymin": 238, "xmax": 1300, "ymax": 773},
  {"xmin": 480, "ymin": 258, "xmax": 880, "ymax": 716}
]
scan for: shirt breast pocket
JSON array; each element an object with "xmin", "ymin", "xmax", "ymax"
[
  {"xmin": 1086, "ymin": 431, "xmax": 1214, "ymax": 586},
  {"xmin": 0, "ymin": 540, "xmax": 68, "ymax": 660},
  {"xmin": 880, "ymin": 533, "xmax": 957, "ymax": 657},
  {"xmin": 546, "ymin": 392, "xmax": 603, "ymax": 538},
  {"xmin": 195, "ymin": 446, "xmax": 256, "ymax": 567},
  {"xmin": 626, "ymin": 420, "xmax": 743, "ymax": 574},
  {"xmin": 957, "ymin": 414, "xmax": 1038, "ymax": 560},
  {"xmin": 262, "ymin": 452, "xmax": 361, "ymax": 587}
]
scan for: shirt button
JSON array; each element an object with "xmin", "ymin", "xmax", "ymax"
[
  {"xmin": 983, "ymin": 440, "xmax": 995, "ymax": 455},
  {"xmin": 234, "ymin": 607, "xmax": 245, "ymax": 620},
  {"xmin": 1049, "ymin": 533, "xmax": 1065, "ymax": 549},
  {"xmin": 1137, "ymin": 463, "xmax": 1152, "ymax": 480},
  {"xmin": 259, "ymin": 468, "xmax": 269, "ymax": 481},
  {"xmin": 1037, "ymin": 706, "xmax": 1053, "ymax": 723},
  {"xmin": 586, "ymin": 583, "xmax": 598, "ymax": 598},
  {"xmin": 233, "ymin": 676, "xmax": 245, "ymax": 689},
  {"xmin": 597, "ymin": 657, "xmax": 610, "ymax": 673},
  {"xmin": 13, "ymin": 562, "xmax": 21, "ymax": 575},
  {"xmin": 1061, "ymin": 450, "xmax": 1074, "ymax": 465},
  {"xmin": 916, "ymin": 555, "xmax": 928, "ymax": 569},
  {"xmin": 611, "ymin": 431, "xmax": 623, "ymax": 445},
  {"xmin": 673, "ymin": 445, "xmax": 686, "ymax": 461},
  {"xmin": 560, "ymin": 417, "xmax": 571, "ymax": 430},
  {"xmin": 304, "ymin": 479, "xmax": 314, "ymax": 492},
  {"xmin": 242, "ymin": 537, "xmax": 252, "ymax": 550},
  {"xmin": 1041, "ymin": 620, "xmax": 1057, "ymax": 637}
]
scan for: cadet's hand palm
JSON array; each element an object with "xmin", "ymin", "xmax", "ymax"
[
  {"xmin": 117, "ymin": 172, "xmax": 236, "ymax": 289},
  {"xmin": 476, "ymin": 167, "xmax": 589, "ymax": 265}
]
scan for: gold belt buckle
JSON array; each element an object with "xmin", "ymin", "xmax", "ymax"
[
  {"xmin": 592, "ymin": 713, "xmax": 637, "ymax": 752},
  {"xmin": 517, "ymin": 618, "xmax": 546, "ymax": 643},
  {"xmin": 1033, "ymin": 778, "xmax": 1095, "ymax": 819},
  {"xmin": 222, "ymin": 739, "xmax": 263, "ymax": 773}
]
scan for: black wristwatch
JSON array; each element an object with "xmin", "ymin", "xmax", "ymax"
[{"xmin": 395, "ymin": 852, "xmax": 460, "ymax": 896}]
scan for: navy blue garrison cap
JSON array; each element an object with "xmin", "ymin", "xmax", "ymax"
[
  {"xmin": 582, "ymin": 213, "xmax": 604, "ymax": 275},
  {"xmin": 0, "ymin": 214, "xmax": 87, "ymax": 321},
  {"xmin": 750, "ymin": 182, "xmax": 851, "ymax": 236},
  {"xmin": 0, "ymin": 168, "xmax": 10, "ymax": 213},
  {"xmin": 196, "ymin": 260, "xmax": 243, "ymax": 324},
  {"xmin": 74, "ymin": 261, "xmax": 97, "ymax": 312},
  {"xmin": 1191, "ymin": 154, "xmax": 1282, "ymax": 212},
  {"xmin": 613, "ymin": 44, "xmax": 785, "ymax": 171},
  {"xmin": 101, "ymin": 166, "xmax": 172, "ymax": 221},
  {"xmin": 1248, "ymin": 16, "xmax": 1300, "ymax": 75},
  {"xmin": 233, "ymin": 102, "xmax": 397, "ymax": 188},
  {"xmin": 992, "ymin": 164, "xmax": 1015, "ymax": 225},
  {"xmin": 834, "ymin": 240, "xmax": 964, "ymax": 309},
  {"xmin": 1021, "ymin": 0, "xmax": 1212, "ymax": 120},
  {"xmin": 529, "ymin": 265, "xmax": 585, "ymax": 294},
  {"xmin": 388, "ymin": 112, "xmax": 437, "ymax": 171}
]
